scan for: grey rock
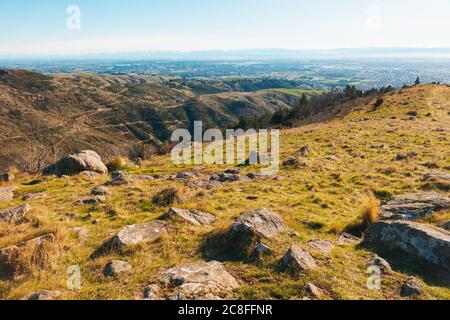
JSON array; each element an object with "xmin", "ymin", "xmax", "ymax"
[
  {"xmin": 0, "ymin": 173, "xmax": 14, "ymax": 182},
  {"xmin": 283, "ymin": 156, "xmax": 300, "ymax": 167},
  {"xmin": 0, "ymin": 186, "xmax": 15, "ymax": 203},
  {"xmin": 380, "ymin": 192, "xmax": 450, "ymax": 221},
  {"xmin": 91, "ymin": 186, "xmax": 112, "ymax": 196},
  {"xmin": 0, "ymin": 204, "xmax": 31, "ymax": 225},
  {"xmin": 338, "ymin": 232, "xmax": 361, "ymax": 245},
  {"xmin": 364, "ymin": 220, "xmax": 450, "ymax": 271},
  {"xmin": 109, "ymin": 221, "xmax": 168, "ymax": 248},
  {"xmin": 306, "ymin": 283, "xmax": 324, "ymax": 299},
  {"xmin": 80, "ymin": 171, "xmax": 101, "ymax": 179},
  {"xmin": 103, "ymin": 260, "xmax": 132, "ymax": 276},
  {"xmin": 230, "ymin": 208, "xmax": 286, "ymax": 239},
  {"xmin": 109, "ymin": 171, "xmax": 132, "ymax": 185},
  {"xmin": 211, "ymin": 173, "xmax": 246, "ymax": 183},
  {"xmin": 299, "ymin": 146, "xmax": 310, "ymax": 157},
  {"xmin": 161, "ymin": 261, "xmax": 239, "ymax": 300},
  {"xmin": 423, "ymin": 172, "xmax": 450, "ymax": 182},
  {"xmin": 369, "ymin": 255, "xmax": 392, "ymax": 274},
  {"xmin": 143, "ymin": 284, "xmax": 163, "ymax": 300},
  {"xmin": 400, "ymin": 277, "xmax": 423, "ymax": 297},
  {"xmin": 43, "ymin": 150, "xmax": 107, "ymax": 176},
  {"xmin": 25, "ymin": 290, "xmax": 62, "ymax": 301},
  {"xmin": 279, "ymin": 245, "xmax": 317, "ymax": 273},
  {"xmin": 224, "ymin": 169, "xmax": 240, "ymax": 174},
  {"xmin": 308, "ymin": 239, "xmax": 335, "ymax": 255},
  {"xmin": 75, "ymin": 196, "xmax": 106, "ymax": 205},
  {"xmin": 22, "ymin": 192, "xmax": 46, "ymax": 201},
  {"xmin": 176, "ymin": 172, "xmax": 192, "ymax": 180},
  {"xmin": 161, "ymin": 208, "xmax": 216, "ymax": 226}
]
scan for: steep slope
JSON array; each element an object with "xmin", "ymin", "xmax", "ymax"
[
  {"xmin": 0, "ymin": 84, "xmax": 448, "ymax": 300},
  {"xmin": 0, "ymin": 70, "xmax": 299, "ymax": 170}
]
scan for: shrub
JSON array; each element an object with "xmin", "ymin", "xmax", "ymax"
[
  {"xmin": 106, "ymin": 157, "xmax": 131, "ymax": 172},
  {"xmin": 344, "ymin": 193, "xmax": 380, "ymax": 237}
]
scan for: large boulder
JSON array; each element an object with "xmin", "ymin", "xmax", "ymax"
[
  {"xmin": 161, "ymin": 208, "xmax": 216, "ymax": 226},
  {"xmin": 161, "ymin": 261, "xmax": 239, "ymax": 300},
  {"xmin": 43, "ymin": 150, "xmax": 107, "ymax": 176},
  {"xmin": 230, "ymin": 208, "xmax": 286, "ymax": 239},
  {"xmin": 364, "ymin": 220, "xmax": 450, "ymax": 271},
  {"xmin": 0, "ymin": 204, "xmax": 31, "ymax": 225},
  {"xmin": 380, "ymin": 192, "xmax": 450, "ymax": 221},
  {"xmin": 0, "ymin": 186, "xmax": 15, "ymax": 203}
]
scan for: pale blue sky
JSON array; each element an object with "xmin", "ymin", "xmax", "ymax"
[{"xmin": 1, "ymin": 0, "xmax": 449, "ymax": 55}]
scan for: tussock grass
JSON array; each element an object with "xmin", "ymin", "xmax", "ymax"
[
  {"xmin": 106, "ymin": 157, "xmax": 132, "ymax": 172},
  {"xmin": 152, "ymin": 187, "xmax": 192, "ymax": 207},
  {"xmin": 343, "ymin": 193, "xmax": 380, "ymax": 237}
]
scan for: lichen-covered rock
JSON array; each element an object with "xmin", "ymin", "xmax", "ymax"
[
  {"xmin": 369, "ymin": 255, "xmax": 392, "ymax": 274},
  {"xmin": 380, "ymin": 192, "xmax": 450, "ymax": 220},
  {"xmin": 364, "ymin": 220, "xmax": 450, "ymax": 271},
  {"xmin": 91, "ymin": 186, "xmax": 112, "ymax": 196},
  {"xmin": 74, "ymin": 196, "xmax": 106, "ymax": 205},
  {"xmin": 0, "ymin": 204, "xmax": 31, "ymax": 225},
  {"xmin": 103, "ymin": 260, "xmax": 132, "ymax": 276},
  {"xmin": 161, "ymin": 261, "xmax": 239, "ymax": 300},
  {"xmin": 161, "ymin": 208, "xmax": 216, "ymax": 226},
  {"xmin": 43, "ymin": 150, "xmax": 107, "ymax": 176},
  {"xmin": 400, "ymin": 277, "xmax": 423, "ymax": 297},
  {"xmin": 230, "ymin": 208, "xmax": 286, "ymax": 239},
  {"xmin": 25, "ymin": 290, "xmax": 62, "ymax": 301},
  {"xmin": 108, "ymin": 171, "xmax": 132, "ymax": 185},
  {"xmin": 279, "ymin": 245, "xmax": 317, "ymax": 273},
  {"xmin": 0, "ymin": 186, "xmax": 15, "ymax": 203},
  {"xmin": 109, "ymin": 221, "xmax": 168, "ymax": 248},
  {"xmin": 308, "ymin": 239, "xmax": 335, "ymax": 255}
]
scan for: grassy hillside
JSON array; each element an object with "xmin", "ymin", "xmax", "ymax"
[{"xmin": 0, "ymin": 84, "xmax": 449, "ymax": 300}]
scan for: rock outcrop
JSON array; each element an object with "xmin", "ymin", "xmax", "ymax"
[
  {"xmin": 364, "ymin": 220, "xmax": 450, "ymax": 271},
  {"xmin": 43, "ymin": 150, "xmax": 107, "ymax": 176},
  {"xmin": 161, "ymin": 208, "xmax": 216, "ymax": 226},
  {"xmin": 161, "ymin": 261, "xmax": 239, "ymax": 300},
  {"xmin": 380, "ymin": 192, "xmax": 450, "ymax": 221},
  {"xmin": 0, "ymin": 204, "xmax": 30, "ymax": 225}
]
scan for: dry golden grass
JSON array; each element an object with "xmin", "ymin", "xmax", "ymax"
[
  {"xmin": 106, "ymin": 156, "xmax": 132, "ymax": 172},
  {"xmin": 343, "ymin": 193, "xmax": 380, "ymax": 237},
  {"xmin": 152, "ymin": 187, "xmax": 192, "ymax": 207}
]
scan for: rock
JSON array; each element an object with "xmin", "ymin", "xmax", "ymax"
[
  {"xmin": 380, "ymin": 192, "xmax": 450, "ymax": 221},
  {"xmin": 75, "ymin": 196, "xmax": 106, "ymax": 205},
  {"xmin": 308, "ymin": 239, "xmax": 335, "ymax": 255},
  {"xmin": 80, "ymin": 171, "xmax": 101, "ymax": 179},
  {"xmin": 279, "ymin": 245, "xmax": 317, "ymax": 273},
  {"xmin": 0, "ymin": 186, "xmax": 15, "ymax": 203},
  {"xmin": 91, "ymin": 186, "xmax": 112, "ymax": 196},
  {"xmin": 143, "ymin": 284, "xmax": 163, "ymax": 300},
  {"xmin": 252, "ymin": 243, "xmax": 272, "ymax": 260},
  {"xmin": 108, "ymin": 221, "xmax": 168, "ymax": 249},
  {"xmin": 22, "ymin": 192, "xmax": 46, "ymax": 201},
  {"xmin": 72, "ymin": 227, "xmax": 89, "ymax": 239},
  {"xmin": 103, "ymin": 260, "xmax": 132, "ymax": 276},
  {"xmin": 338, "ymin": 232, "xmax": 361, "ymax": 245},
  {"xmin": 400, "ymin": 277, "xmax": 423, "ymax": 297},
  {"xmin": 224, "ymin": 169, "xmax": 240, "ymax": 174},
  {"xmin": 176, "ymin": 172, "xmax": 192, "ymax": 180},
  {"xmin": 230, "ymin": 208, "xmax": 286, "ymax": 239},
  {"xmin": 394, "ymin": 153, "xmax": 408, "ymax": 161},
  {"xmin": 283, "ymin": 156, "xmax": 300, "ymax": 167},
  {"xmin": 364, "ymin": 220, "xmax": 450, "ymax": 271},
  {"xmin": 43, "ymin": 150, "xmax": 107, "ymax": 176},
  {"xmin": 306, "ymin": 283, "xmax": 324, "ymax": 299},
  {"xmin": 161, "ymin": 261, "xmax": 239, "ymax": 300},
  {"xmin": 0, "ymin": 172, "xmax": 14, "ymax": 182},
  {"xmin": 210, "ymin": 173, "xmax": 246, "ymax": 183},
  {"xmin": 0, "ymin": 234, "xmax": 54, "ymax": 278},
  {"xmin": 0, "ymin": 204, "xmax": 31, "ymax": 225},
  {"xmin": 247, "ymin": 195, "xmax": 258, "ymax": 200},
  {"xmin": 25, "ymin": 290, "xmax": 62, "ymax": 301},
  {"xmin": 442, "ymin": 221, "xmax": 450, "ymax": 231},
  {"xmin": 423, "ymin": 173, "xmax": 450, "ymax": 182},
  {"xmin": 369, "ymin": 255, "xmax": 392, "ymax": 274},
  {"xmin": 299, "ymin": 146, "xmax": 310, "ymax": 157},
  {"xmin": 108, "ymin": 171, "xmax": 132, "ymax": 185},
  {"xmin": 161, "ymin": 208, "xmax": 216, "ymax": 226}
]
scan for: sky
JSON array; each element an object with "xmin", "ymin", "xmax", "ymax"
[{"xmin": 1, "ymin": 0, "xmax": 450, "ymax": 56}]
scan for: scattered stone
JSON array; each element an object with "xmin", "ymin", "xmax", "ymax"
[
  {"xmin": 338, "ymin": 232, "xmax": 361, "ymax": 245},
  {"xmin": 423, "ymin": 173, "xmax": 450, "ymax": 182},
  {"xmin": 394, "ymin": 153, "xmax": 408, "ymax": 161},
  {"xmin": 224, "ymin": 169, "xmax": 240, "ymax": 174},
  {"xmin": 107, "ymin": 221, "xmax": 168, "ymax": 249},
  {"xmin": 91, "ymin": 186, "xmax": 112, "ymax": 196},
  {"xmin": 369, "ymin": 255, "xmax": 392, "ymax": 274},
  {"xmin": 176, "ymin": 172, "xmax": 192, "ymax": 180},
  {"xmin": 299, "ymin": 146, "xmax": 310, "ymax": 157},
  {"xmin": 423, "ymin": 162, "xmax": 439, "ymax": 169},
  {"xmin": 279, "ymin": 245, "xmax": 317, "ymax": 273},
  {"xmin": 103, "ymin": 260, "xmax": 132, "ymax": 276},
  {"xmin": 308, "ymin": 239, "xmax": 335, "ymax": 255},
  {"xmin": 283, "ymin": 156, "xmax": 300, "ymax": 167},
  {"xmin": 161, "ymin": 208, "xmax": 216, "ymax": 226},
  {"xmin": 108, "ymin": 171, "xmax": 132, "ymax": 185},
  {"xmin": 25, "ymin": 290, "xmax": 62, "ymax": 301},
  {"xmin": 24, "ymin": 179, "xmax": 42, "ymax": 186},
  {"xmin": 161, "ymin": 261, "xmax": 239, "ymax": 300},
  {"xmin": 43, "ymin": 150, "xmax": 108, "ymax": 176},
  {"xmin": 364, "ymin": 220, "xmax": 450, "ymax": 271},
  {"xmin": 0, "ymin": 204, "xmax": 31, "ymax": 225},
  {"xmin": 380, "ymin": 192, "xmax": 450, "ymax": 221},
  {"xmin": 247, "ymin": 195, "xmax": 258, "ymax": 200},
  {"xmin": 306, "ymin": 283, "xmax": 324, "ymax": 299},
  {"xmin": 143, "ymin": 284, "xmax": 163, "ymax": 300},
  {"xmin": 0, "ymin": 186, "xmax": 15, "ymax": 203},
  {"xmin": 80, "ymin": 171, "xmax": 101, "ymax": 179},
  {"xmin": 22, "ymin": 192, "xmax": 46, "ymax": 201},
  {"xmin": 210, "ymin": 173, "xmax": 246, "ymax": 183},
  {"xmin": 400, "ymin": 277, "xmax": 423, "ymax": 297},
  {"xmin": 75, "ymin": 196, "xmax": 106, "ymax": 205},
  {"xmin": 0, "ymin": 172, "xmax": 14, "ymax": 182},
  {"xmin": 252, "ymin": 243, "xmax": 272, "ymax": 260}
]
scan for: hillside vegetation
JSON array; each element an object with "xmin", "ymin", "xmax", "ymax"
[{"xmin": 0, "ymin": 83, "xmax": 449, "ymax": 300}]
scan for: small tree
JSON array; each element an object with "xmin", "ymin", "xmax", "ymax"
[{"xmin": 415, "ymin": 77, "xmax": 421, "ymax": 85}]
